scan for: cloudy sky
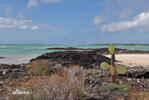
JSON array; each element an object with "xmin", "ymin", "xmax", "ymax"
[{"xmin": 0, "ymin": 0, "xmax": 149, "ymax": 44}]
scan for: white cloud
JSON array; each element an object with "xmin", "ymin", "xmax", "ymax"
[
  {"xmin": 27, "ymin": 0, "xmax": 38, "ymax": 8},
  {"xmin": 41, "ymin": 0, "xmax": 61, "ymax": 3},
  {"xmin": 20, "ymin": 25, "xmax": 28, "ymax": 29},
  {"xmin": 27, "ymin": 0, "xmax": 61, "ymax": 8},
  {"xmin": 101, "ymin": 11, "xmax": 149, "ymax": 32},
  {"xmin": 93, "ymin": 16, "xmax": 104, "ymax": 25},
  {"xmin": 0, "ymin": 17, "xmax": 61, "ymax": 30},
  {"xmin": 31, "ymin": 26, "xmax": 39, "ymax": 30}
]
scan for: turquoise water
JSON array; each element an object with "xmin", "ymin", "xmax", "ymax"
[
  {"xmin": 0, "ymin": 44, "xmax": 148, "ymax": 64},
  {"xmin": 0, "ymin": 44, "xmax": 149, "ymax": 56}
]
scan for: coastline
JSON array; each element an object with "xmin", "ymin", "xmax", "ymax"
[
  {"xmin": 0, "ymin": 47, "xmax": 149, "ymax": 67},
  {"xmin": 0, "ymin": 47, "xmax": 149, "ymax": 98}
]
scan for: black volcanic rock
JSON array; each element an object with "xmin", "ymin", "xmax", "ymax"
[
  {"xmin": 119, "ymin": 66, "xmax": 149, "ymax": 78},
  {"xmin": 0, "ymin": 64, "xmax": 28, "ymax": 79},
  {"xmin": 47, "ymin": 47, "xmax": 128, "ymax": 54},
  {"xmin": 47, "ymin": 47, "xmax": 149, "ymax": 54},
  {"xmin": 31, "ymin": 51, "xmax": 111, "ymax": 68},
  {"xmin": 33, "ymin": 47, "xmax": 149, "ymax": 69}
]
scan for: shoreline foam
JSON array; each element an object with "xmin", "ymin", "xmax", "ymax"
[{"xmin": 0, "ymin": 55, "xmax": 39, "ymax": 64}]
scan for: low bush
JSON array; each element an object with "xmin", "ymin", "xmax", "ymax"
[
  {"xmin": 105, "ymin": 83, "xmax": 131, "ymax": 93},
  {"xmin": 25, "ymin": 59, "xmax": 54, "ymax": 75}
]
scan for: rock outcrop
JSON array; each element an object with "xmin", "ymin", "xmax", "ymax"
[{"xmin": 31, "ymin": 51, "xmax": 111, "ymax": 68}]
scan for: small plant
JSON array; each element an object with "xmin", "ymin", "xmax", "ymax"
[
  {"xmin": 25, "ymin": 59, "xmax": 54, "ymax": 75},
  {"xmin": 87, "ymin": 71, "xmax": 99, "ymax": 76},
  {"xmin": 25, "ymin": 64, "xmax": 31, "ymax": 72},
  {"xmin": 100, "ymin": 44, "xmax": 127, "ymax": 83},
  {"xmin": 106, "ymin": 83, "xmax": 131, "ymax": 93},
  {"xmin": 0, "ymin": 63, "xmax": 3, "ymax": 67}
]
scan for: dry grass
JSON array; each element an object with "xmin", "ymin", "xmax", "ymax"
[
  {"xmin": 130, "ymin": 86, "xmax": 149, "ymax": 100},
  {"xmin": 130, "ymin": 92, "xmax": 149, "ymax": 100},
  {"xmin": 6, "ymin": 65, "xmax": 86, "ymax": 100}
]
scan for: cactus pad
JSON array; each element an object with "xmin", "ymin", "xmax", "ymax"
[
  {"xmin": 108, "ymin": 44, "xmax": 115, "ymax": 54},
  {"xmin": 116, "ymin": 65, "xmax": 127, "ymax": 74},
  {"xmin": 100, "ymin": 62, "xmax": 110, "ymax": 70}
]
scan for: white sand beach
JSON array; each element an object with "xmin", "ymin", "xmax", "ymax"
[{"xmin": 105, "ymin": 54, "xmax": 149, "ymax": 67}]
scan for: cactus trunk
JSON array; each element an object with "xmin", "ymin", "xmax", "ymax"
[{"xmin": 110, "ymin": 54, "xmax": 116, "ymax": 83}]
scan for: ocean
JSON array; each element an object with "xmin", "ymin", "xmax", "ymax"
[{"xmin": 0, "ymin": 44, "xmax": 149, "ymax": 64}]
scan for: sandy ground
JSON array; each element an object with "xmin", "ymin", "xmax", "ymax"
[{"xmin": 105, "ymin": 54, "xmax": 149, "ymax": 67}]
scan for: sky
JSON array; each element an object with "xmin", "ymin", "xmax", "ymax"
[{"xmin": 0, "ymin": 0, "xmax": 149, "ymax": 44}]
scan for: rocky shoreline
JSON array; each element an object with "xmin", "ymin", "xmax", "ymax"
[
  {"xmin": 0, "ymin": 48, "xmax": 149, "ymax": 99},
  {"xmin": 47, "ymin": 47, "xmax": 149, "ymax": 54},
  {"xmin": 31, "ymin": 50, "xmax": 111, "ymax": 69},
  {"xmin": 31, "ymin": 48, "xmax": 149, "ymax": 89}
]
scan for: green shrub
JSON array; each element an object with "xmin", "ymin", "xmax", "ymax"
[
  {"xmin": 26, "ymin": 60, "xmax": 54, "ymax": 75},
  {"xmin": 106, "ymin": 83, "xmax": 131, "ymax": 93},
  {"xmin": 87, "ymin": 71, "xmax": 99, "ymax": 76},
  {"xmin": 25, "ymin": 64, "xmax": 31, "ymax": 72}
]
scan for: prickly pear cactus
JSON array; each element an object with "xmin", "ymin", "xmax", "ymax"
[
  {"xmin": 108, "ymin": 44, "xmax": 115, "ymax": 54},
  {"xmin": 100, "ymin": 62, "xmax": 110, "ymax": 70},
  {"xmin": 110, "ymin": 65, "xmax": 116, "ymax": 76},
  {"xmin": 116, "ymin": 65, "xmax": 127, "ymax": 74}
]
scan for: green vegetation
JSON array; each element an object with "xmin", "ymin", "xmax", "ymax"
[
  {"xmin": 109, "ymin": 44, "xmax": 116, "ymax": 83},
  {"xmin": 34, "ymin": 65, "xmax": 51, "ymax": 75},
  {"xmin": 100, "ymin": 44, "xmax": 127, "ymax": 83},
  {"xmin": 100, "ymin": 62, "xmax": 110, "ymax": 70},
  {"xmin": 87, "ymin": 71, "xmax": 99, "ymax": 76},
  {"xmin": 25, "ymin": 64, "xmax": 31, "ymax": 72},
  {"xmin": 0, "ymin": 63, "xmax": 3, "ymax": 67},
  {"xmin": 105, "ymin": 83, "xmax": 131, "ymax": 93},
  {"xmin": 25, "ymin": 60, "xmax": 54, "ymax": 75},
  {"xmin": 116, "ymin": 65, "xmax": 127, "ymax": 74},
  {"xmin": 108, "ymin": 44, "xmax": 115, "ymax": 54}
]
